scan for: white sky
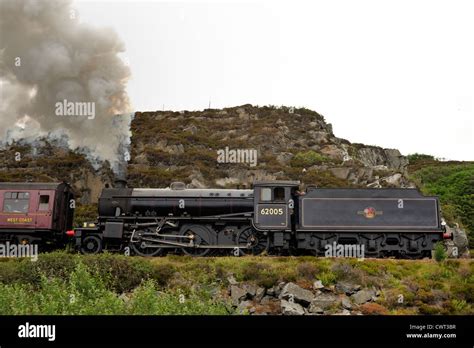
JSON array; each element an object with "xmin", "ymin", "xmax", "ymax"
[{"xmin": 76, "ymin": 0, "xmax": 474, "ymax": 161}]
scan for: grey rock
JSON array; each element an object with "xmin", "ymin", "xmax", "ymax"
[
  {"xmin": 451, "ymin": 226, "xmax": 471, "ymax": 258},
  {"xmin": 335, "ymin": 309, "xmax": 351, "ymax": 316},
  {"xmin": 382, "ymin": 173, "xmax": 403, "ymax": 186},
  {"xmin": 341, "ymin": 297, "xmax": 352, "ymax": 310},
  {"xmin": 268, "ymin": 282, "xmax": 285, "ymax": 297},
  {"xmin": 326, "ymin": 123, "xmax": 333, "ymax": 134},
  {"xmin": 236, "ymin": 300, "xmax": 253, "ymax": 314},
  {"xmin": 330, "ymin": 167, "xmax": 352, "ymax": 180},
  {"xmin": 227, "ymin": 275, "xmax": 238, "ymax": 286},
  {"xmin": 276, "ymin": 152, "xmax": 294, "ymax": 165},
  {"xmin": 320, "ymin": 145, "xmax": 345, "ymax": 161},
  {"xmin": 279, "ymin": 282, "xmax": 315, "ymax": 305},
  {"xmin": 351, "ymin": 289, "xmax": 376, "ymax": 305},
  {"xmin": 310, "ymin": 293, "xmax": 339, "ymax": 310},
  {"xmin": 357, "ymin": 147, "xmax": 408, "ymax": 172},
  {"xmin": 242, "ymin": 284, "xmax": 258, "ymax": 298},
  {"xmin": 313, "ymin": 280, "xmax": 324, "ymax": 290},
  {"xmin": 255, "ymin": 287, "xmax": 266, "ymax": 302},
  {"xmin": 266, "ymin": 287, "xmax": 276, "ymax": 296},
  {"xmin": 335, "ymin": 281, "xmax": 361, "ymax": 295},
  {"xmin": 308, "ymin": 304, "xmax": 324, "ymax": 314},
  {"xmin": 281, "ymin": 300, "xmax": 305, "ymax": 315},
  {"xmin": 308, "ymin": 130, "xmax": 330, "ymax": 144},
  {"xmin": 230, "ymin": 285, "xmax": 248, "ymax": 306},
  {"xmin": 260, "ymin": 296, "xmax": 273, "ymax": 305}
]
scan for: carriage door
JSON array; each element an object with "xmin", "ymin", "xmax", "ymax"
[
  {"xmin": 35, "ymin": 191, "xmax": 52, "ymax": 229},
  {"xmin": 254, "ymin": 185, "xmax": 290, "ymax": 230}
]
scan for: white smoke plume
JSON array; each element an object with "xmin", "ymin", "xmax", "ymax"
[{"xmin": 0, "ymin": 0, "xmax": 132, "ymax": 174}]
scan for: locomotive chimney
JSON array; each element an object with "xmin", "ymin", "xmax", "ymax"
[{"xmin": 114, "ymin": 178, "xmax": 128, "ymax": 188}]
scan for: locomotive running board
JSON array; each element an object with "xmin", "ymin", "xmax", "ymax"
[{"xmin": 138, "ymin": 237, "xmax": 249, "ymax": 249}]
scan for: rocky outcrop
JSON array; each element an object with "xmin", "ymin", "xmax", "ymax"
[
  {"xmin": 228, "ymin": 277, "xmax": 382, "ymax": 315},
  {"xmin": 355, "ymin": 147, "xmax": 408, "ymax": 172},
  {"xmin": 129, "ymin": 105, "xmax": 413, "ymax": 190}
]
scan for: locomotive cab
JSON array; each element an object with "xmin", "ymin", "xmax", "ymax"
[{"xmin": 252, "ymin": 181, "xmax": 299, "ymax": 231}]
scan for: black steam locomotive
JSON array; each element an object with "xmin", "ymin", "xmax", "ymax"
[{"xmin": 75, "ymin": 180, "xmax": 446, "ymax": 259}]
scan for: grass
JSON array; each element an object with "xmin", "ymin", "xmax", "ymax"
[{"xmin": 0, "ymin": 252, "xmax": 472, "ymax": 315}]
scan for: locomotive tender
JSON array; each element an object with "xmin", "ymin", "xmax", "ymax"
[{"xmin": 75, "ymin": 180, "xmax": 446, "ymax": 258}]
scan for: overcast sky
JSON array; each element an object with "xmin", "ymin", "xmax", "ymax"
[{"xmin": 76, "ymin": 0, "xmax": 473, "ymax": 161}]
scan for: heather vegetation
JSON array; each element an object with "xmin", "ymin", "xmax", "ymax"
[{"xmin": 0, "ymin": 252, "xmax": 471, "ymax": 315}]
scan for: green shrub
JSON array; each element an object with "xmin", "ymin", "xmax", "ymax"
[
  {"xmin": 407, "ymin": 153, "xmax": 435, "ymax": 162},
  {"xmin": 291, "ymin": 151, "xmax": 327, "ymax": 167},
  {"xmin": 434, "ymin": 242, "xmax": 447, "ymax": 262}
]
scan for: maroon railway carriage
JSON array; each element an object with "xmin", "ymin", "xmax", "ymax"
[{"xmin": 0, "ymin": 182, "xmax": 75, "ymax": 246}]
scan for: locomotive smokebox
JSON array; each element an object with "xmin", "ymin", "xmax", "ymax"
[{"xmin": 114, "ymin": 178, "xmax": 128, "ymax": 188}]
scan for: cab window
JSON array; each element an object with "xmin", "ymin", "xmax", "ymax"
[
  {"xmin": 274, "ymin": 187, "xmax": 285, "ymax": 201},
  {"xmin": 260, "ymin": 188, "xmax": 271, "ymax": 201},
  {"xmin": 3, "ymin": 192, "xmax": 30, "ymax": 213}
]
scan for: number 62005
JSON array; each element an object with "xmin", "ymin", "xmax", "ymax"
[{"xmin": 260, "ymin": 208, "xmax": 284, "ymax": 215}]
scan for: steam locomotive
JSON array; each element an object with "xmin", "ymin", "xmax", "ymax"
[
  {"xmin": 0, "ymin": 180, "xmax": 447, "ymax": 258},
  {"xmin": 73, "ymin": 180, "xmax": 447, "ymax": 259}
]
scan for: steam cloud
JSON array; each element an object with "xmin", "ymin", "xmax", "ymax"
[{"xmin": 0, "ymin": 0, "xmax": 132, "ymax": 174}]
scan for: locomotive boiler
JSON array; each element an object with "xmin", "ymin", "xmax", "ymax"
[{"xmin": 75, "ymin": 180, "xmax": 447, "ymax": 259}]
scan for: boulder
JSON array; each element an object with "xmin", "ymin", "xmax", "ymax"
[
  {"xmin": 279, "ymin": 282, "xmax": 315, "ymax": 305},
  {"xmin": 310, "ymin": 293, "xmax": 339, "ymax": 310},
  {"xmin": 320, "ymin": 145, "xmax": 345, "ymax": 161},
  {"xmin": 255, "ymin": 287, "xmax": 266, "ymax": 302},
  {"xmin": 308, "ymin": 303, "xmax": 324, "ymax": 314},
  {"xmin": 260, "ymin": 296, "xmax": 274, "ymax": 305},
  {"xmin": 330, "ymin": 167, "xmax": 352, "ymax": 180},
  {"xmin": 236, "ymin": 300, "xmax": 253, "ymax": 314},
  {"xmin": 335, "ymin": 281, "xmax": 361, "ymax": 295},
  {"xmin": 351, "ymin": 289, "xmax": 376, "ymax": 305},
  {"xmin": 230, "ymin": 285, "xmax": 248, "ymax": 306},
  {"xmin": 242, "ymin": 284, "xmax": 258, "ymax": 298},
  {"xmin": 356, "ymin": 147, "xmax": 408, "ymax": 171},
  {"xmin": 341, "ymin": 297, "xmax": 353, "ymax": 310},
  {"xmin": 281, "ymin": 300, "xmax": 305, "ymax": 315},
  {"xmin": 382, "ymin": 173, "xmax": 403, "ymax": 186},
  {"xmin": 308, "ymin": 131, "xmax": 329, "ymax": 144}
]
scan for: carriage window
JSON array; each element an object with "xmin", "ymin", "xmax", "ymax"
[
  {"xmin": 39, "ymin": 195, "xmax": 50, "ymax": 211},
  {"xmin": 260, "ymin": 188, "xmax": 271, "ymax": 201},
  {"xmin": 3, "ymin": 192, "xmax": 30, "ymax": 213},
  {"xmin": 274, "ymin": 187, "xmax": 285, "ymax": 201}
]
